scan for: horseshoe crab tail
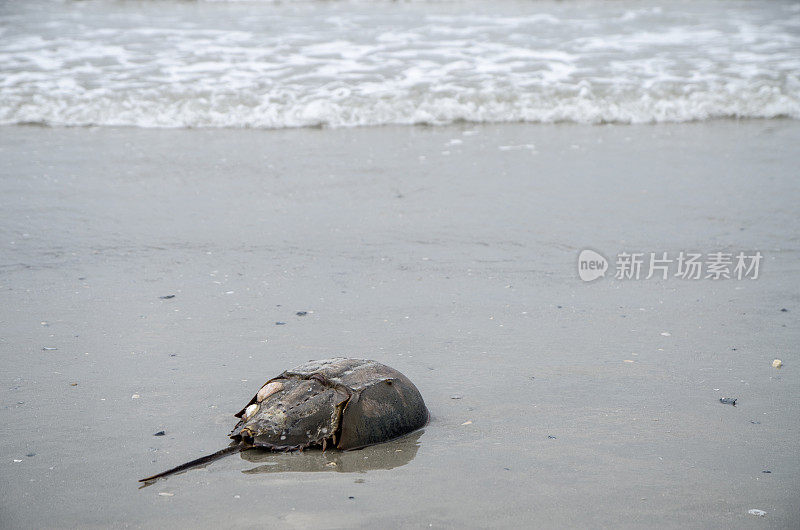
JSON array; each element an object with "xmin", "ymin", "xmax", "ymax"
[{"xmin": 139, "ymin": 443, "xmax": 245, "ymax": 484}]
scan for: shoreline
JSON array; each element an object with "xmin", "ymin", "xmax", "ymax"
[
  {"xmin": 5, "ymin": 114, "xmax": 800, "ymax": 131},
  {"xmin": 1, "ymin": 119, "xmax": 799, "ymax": 527}
]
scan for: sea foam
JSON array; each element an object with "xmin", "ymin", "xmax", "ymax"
[{"xmin": 1, "ymin": 0, "xmax": 798, "ymax": 128}]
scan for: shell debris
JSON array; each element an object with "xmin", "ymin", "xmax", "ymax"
[
  {"xmin": 257, "ymin": 381, "xmax": 284, "ymax": 402},
  {"xmin": 243, "ymin": 403, "xmax": 259, "ymax": 421}
]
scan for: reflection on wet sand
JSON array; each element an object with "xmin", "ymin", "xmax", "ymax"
[{"xmin": 240, "ymin": 430, "xmax": 423, "ymax": 474}]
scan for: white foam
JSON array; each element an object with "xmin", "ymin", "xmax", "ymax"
[{"xmin": 1, "ymin": 0, "xmax": 798, "ymax": 128}]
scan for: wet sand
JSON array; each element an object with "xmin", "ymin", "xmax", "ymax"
[{"xmin": 1, "ymin": 121, "xmax": 799, "ymax": 528}]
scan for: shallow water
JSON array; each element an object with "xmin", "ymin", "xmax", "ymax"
[
  {"xmin": 1, "ymin": 120, "xmax": 798, "ymax": 527},
  {"xmin": 1, "ymin": 0, "xmax": 799, "ymax": 127}
]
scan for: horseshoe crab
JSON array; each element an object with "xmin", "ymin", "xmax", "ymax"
[{"xmin": 140, "ymin": 358, "xmax": 428, "ymax": 482}]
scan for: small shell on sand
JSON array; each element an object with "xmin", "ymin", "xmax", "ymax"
[
  {"xmin": 257, "ymin": 381, "xmax": 284, "ymax": 402},
  {"xmin": 772, "ymin": 359, "xmax": 783, "ymax": 369}
]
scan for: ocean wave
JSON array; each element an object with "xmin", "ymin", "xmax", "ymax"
[
  {"xmin": 1, "ymin": 0, "xmax": 798, "ymax": 128},
  {"xmin": 2, "ymin": 85, "xmax": 798, "ymax": 128}
]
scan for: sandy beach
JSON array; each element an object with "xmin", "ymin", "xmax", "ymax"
[{"xmin": 1, "ymin": 120, "xmax": 798, "ymax": 527}]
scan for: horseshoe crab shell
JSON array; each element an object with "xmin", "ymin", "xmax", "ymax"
[
  {"xmin": 232, "ymin": 357, "xmax": 428, "ymax": 450},
  {"xmin": 140, "ymin": 358, "xmax": 427, "ymax": 482}
]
